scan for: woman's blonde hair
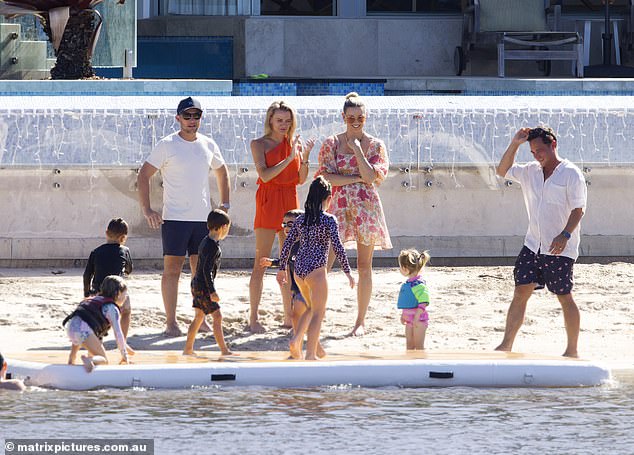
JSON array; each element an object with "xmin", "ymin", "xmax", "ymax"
[
  {"xmin": 343, "ymin": 91, "xmax": 365, "ymax": 113},
  {"xmin": 398, "ymin": 249, "xmax": 430, "ymax": 274},
  {"xmin": 264, "ymin": 100, "xmax": 297, "ymax": 140}
]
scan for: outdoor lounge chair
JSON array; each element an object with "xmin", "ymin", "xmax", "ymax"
[{"xmin": 455, "ymin": 0, "xmax": 584, "ymax": 77}]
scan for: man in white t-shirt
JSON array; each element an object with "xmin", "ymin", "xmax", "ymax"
[
  {"xmin": 494, "ymin": 126, "xmax": 587, "ymax": 357},
  {"xmin": 137, "ymin": 97, "xmax": 230, "ymax": 337}
]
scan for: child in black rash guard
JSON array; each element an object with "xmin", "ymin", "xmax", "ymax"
[
  {"xmin": 83, "ymin": 217, "xmax": 133, "ymax": 337},
  {"xmin": 183, "ymin": 210, "xmax": 233, "ymax": 356}
]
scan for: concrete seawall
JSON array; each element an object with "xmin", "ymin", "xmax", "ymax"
[
  {"xmin": 2, "ymin": 165, "xmax": 632, "ymax": 266},
  {"xmin": 2, "ymin": 94, "xmax": 634, "ymax": 265}
]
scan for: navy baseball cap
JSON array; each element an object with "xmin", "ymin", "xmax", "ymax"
[{"xmin": 177, "ymin": 97, "xmax": 203, "ymax": 115}]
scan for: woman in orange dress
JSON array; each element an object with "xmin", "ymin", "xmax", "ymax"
[
  {"xmin": 248, "ymin": 101, "xmax": 315, "ymax": 333},
  {"xmin": 316, "ymin": 92, "xmax": 392, "ymax": 336}
]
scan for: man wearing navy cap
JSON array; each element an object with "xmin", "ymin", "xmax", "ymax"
[{"xmin": 138, "ymin": 97, "xmax": 231, "ymax": 337}]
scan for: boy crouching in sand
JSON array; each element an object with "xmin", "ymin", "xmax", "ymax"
[
  {"xmin": 63, "ymin": 275, "xmax": 134, "ymax": 372},
  {"xmin": 183, "ymin": 210, "xmax": 233, "ymax": 356}
]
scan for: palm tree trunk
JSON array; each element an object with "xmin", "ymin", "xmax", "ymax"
[{"xmin": 43, "ymin": 9, "xmax": 100, "ymax": 79}]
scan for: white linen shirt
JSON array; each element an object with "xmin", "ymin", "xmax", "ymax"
[
  {"xmin": 506, "ymin": 159, "xmax": 587, "ymax": 260},
  {"xmin": 145, "ymin": 131, "xmax": 225, "ymax": 221}
]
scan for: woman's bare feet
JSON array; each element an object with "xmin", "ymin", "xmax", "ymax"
[
  {"xmin": 249, "ymin": 320, "xmax": 266, "ymax": 334},
  {"xmin": 163, "ymin": 324, "xmax": 183, "ymax": 338},
  {"xmin": 316, "ymin": 343, "xmax": 326, "ymax": 358},
  {"xmin": 350, "ymin": 324, "xmax": 365, "ymax": 337},
  {"xmin": 289, "ymin": 339, "xmax": 303, "ymax": 359}
]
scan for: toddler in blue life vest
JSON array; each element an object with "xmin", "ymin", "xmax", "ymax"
[{"xmin": 397, "ymin": 249, "xmax": 431, "ymax": 350}]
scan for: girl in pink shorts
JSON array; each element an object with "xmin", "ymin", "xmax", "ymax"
[{"xmin": 397, "ymin": 249, "xmax": 431, "ymax": 350}]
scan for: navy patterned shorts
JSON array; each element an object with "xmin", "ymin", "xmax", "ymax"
[
  {"xmin": 191, "ymin": 284, "xmax": 220, "ymax": 315},
  {"xmin": 513, "ymin": 246, "xmax": 575, "ymax": 295}
]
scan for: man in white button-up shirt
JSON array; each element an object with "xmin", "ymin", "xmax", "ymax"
[{"xmin": 494, "ymin": 126, "xmax": 587, "ymax": 358}]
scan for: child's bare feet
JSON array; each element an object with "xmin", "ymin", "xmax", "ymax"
[{"xmin": 81, "ymin": 355, "xmax": 95, "ymax": 373}]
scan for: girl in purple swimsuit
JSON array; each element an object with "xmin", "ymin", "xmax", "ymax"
[{"xmin": 278, "ymin": 176, "xmax": 355, "ymax": 360}]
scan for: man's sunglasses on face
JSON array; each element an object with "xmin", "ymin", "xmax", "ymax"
[{"xmin": 181, "ymin": 112, "xmax": 202, "ymax": 120}]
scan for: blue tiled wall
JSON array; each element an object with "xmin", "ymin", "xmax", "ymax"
[{"xmin": 232, "ymin": 80, "xmax": 385, "ymax": 96}]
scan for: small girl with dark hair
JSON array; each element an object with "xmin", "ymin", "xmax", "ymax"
[
  {"xmin": 277, "ymin": 176, "xmax": 355, "ymax": 360},
  {"xmin": 63, "ymin": 275, "xmax": 133, "ymax": 372},
  {"xmin": 397, "ymin": 249, "xmax": 431, "ymax": 350}
]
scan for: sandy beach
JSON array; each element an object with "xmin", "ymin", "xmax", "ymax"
[{"xmin": 0, "ymin": 263, "xmax": 632, "ymax": 369}]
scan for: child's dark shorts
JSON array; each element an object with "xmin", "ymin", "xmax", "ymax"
[
  {"xmin": 191, "ymin": 284, "xmax": 220, "ymax": 315},
  {"xmin": 162, "ymin": 220, "xmax": 208, "ymax": 256},
  {"xmin": 513, "ymin": 246, "xmax": 575, "ymax": 295}
]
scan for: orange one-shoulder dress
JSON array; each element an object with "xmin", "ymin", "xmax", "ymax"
[{"xmin": 254, "ymin": 139, "xmax": 301, "ymax": 231}]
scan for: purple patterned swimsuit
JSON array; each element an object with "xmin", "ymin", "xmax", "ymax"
[{"xmin": 279, "ymin": 212, "xmax": 351, "ymax": 279}]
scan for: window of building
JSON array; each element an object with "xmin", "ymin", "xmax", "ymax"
[
  {"xmin": 260, "ymin": 0, "xmax": 335, "ymax": 15},
  {"xmin": 366, "ymin": 0, "xmax": 461, "ymax": 14}
]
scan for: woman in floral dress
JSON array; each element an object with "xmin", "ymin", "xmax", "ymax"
[{"xmin": 316, "ymin": 92, "xmax": 392, "ymax": 336}]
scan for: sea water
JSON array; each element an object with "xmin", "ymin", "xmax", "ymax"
[{"xmin": 2, "ymin": 371, "xmax": 633, "ymax": 454}]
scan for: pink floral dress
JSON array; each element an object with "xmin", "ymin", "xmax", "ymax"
[{"xmin": 316, "ymin": 135, "xmax": 392, "ymax": 250}]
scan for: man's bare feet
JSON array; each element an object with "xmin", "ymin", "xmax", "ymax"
[
  {"xmin": 316, "ymin": 344, "xmax": 326, "ymax": 358},
  {"xmin": 182, "ymin": 349, "xmax": 195, "ymax": 356},
  {"xmin": 304, "ymin": 353, "xmax": 318, "ymax": 360},
  {"xmin": 494, "ymin": 344, "xmax": 511, "ymax": 352},
  {"xmin": 248, "ymin": 321, "xmax": 266, "ymax": 334},
  {"xmin": 126, "ymin": 344, "xmax": 136, "ymax": 356},
  {"xmin": 163, "ymin": 325, "xmax": 183, "ymax": 337},
  {"xmin": 198, "ymin": 319, "xmax": 212, "ymax": 334},
  {"xmin": 289, "ymin": 339, "xmax": 302, "ymax": 359},
  {"xmin": 563, "ymin": 350, "xmax": 579, "ymax": 358},
  {"xmin": 81, "ymin": 355, "xmax": 95, "ymax": 373},
  {"xmin": 220, "ymin": 350, "xmax": 235, "ymax": 356}
]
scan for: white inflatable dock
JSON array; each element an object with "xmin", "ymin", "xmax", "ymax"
[{"xmin": 6, "ymin": 350, "xmax": 611, "ymax": 390}]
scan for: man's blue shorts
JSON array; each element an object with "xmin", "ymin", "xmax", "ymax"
[
  {"xmin": 161, "ymin": 220, "xmax": 208, "ymax": 257},
  {"xmin": 513, "ymin": 246, "xmax": 575, "ymax": 295}
]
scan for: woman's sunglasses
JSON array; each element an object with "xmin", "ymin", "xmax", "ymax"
[{"xmin": 281, "ymin": 221, "xmax": 294, "ymax": 228}]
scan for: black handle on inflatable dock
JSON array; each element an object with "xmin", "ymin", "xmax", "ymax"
[
  {"xmin": 429, "ymin": 371, "xmax": 454, "ymax": 379},
  {"xmin": 211, "ymin": 374, "xmax": 236, "ymax": 381}
]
